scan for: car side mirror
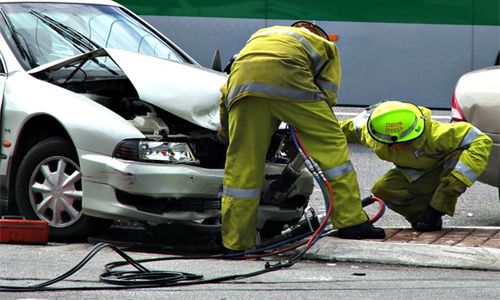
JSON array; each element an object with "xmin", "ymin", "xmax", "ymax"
[{"xmin": 211, "ymin": 49, "xmax": 222, "ymax": 72}]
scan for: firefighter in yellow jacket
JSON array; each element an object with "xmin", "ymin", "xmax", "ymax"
[
  {"xmin": 340, "ymin": 100, "xmax": 493, "ymax": 231},
  {"xmin": 218, "ymin": 21, "xmax": 385, "ymax": 252}
]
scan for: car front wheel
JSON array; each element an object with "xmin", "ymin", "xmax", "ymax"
[{"xmin": 15, "ymin": 137, "xmax": 110, "ymax": 241}]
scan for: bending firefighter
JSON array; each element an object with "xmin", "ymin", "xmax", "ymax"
[
  {"xmin": 340, "ymin": 101, "xmax": 492, "ymax": 231},
  {"xmin": 218, "ymin": 21, "xmax": 385, "ymax": 252}
]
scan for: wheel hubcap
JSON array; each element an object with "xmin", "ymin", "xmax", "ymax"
[{"xmin": 29, "ymin": 156, "xmax": 83, "ymax": 228}]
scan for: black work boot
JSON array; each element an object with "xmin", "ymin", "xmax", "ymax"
[
  {"xmin": 411, "ymin": 206, "xmax": 444, "ymax": 232},
  {"xmin": 333, "ymin": 221, "xmax": 386, "ymax": 239},
  {"xmin": 222, "ymin": 247, "xmax": 242, "ymax": 256}
]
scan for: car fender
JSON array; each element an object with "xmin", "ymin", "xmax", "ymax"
[{"xmin": 2, "ymin": 71, "xmax": 143, "ymax": 158}]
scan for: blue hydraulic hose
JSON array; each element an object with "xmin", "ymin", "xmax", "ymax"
[
  {"xmin": 289, "ymin": 128, "xmax": 331, "ymax": 235},
  {"xmin": 289, "ymin": 127, "xmax": 330, "ymax": 209}
]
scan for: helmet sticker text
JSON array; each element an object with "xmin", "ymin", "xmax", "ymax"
[{"xmin": 385, "ymin": 121, "xmax": 403, "ymax": 133}]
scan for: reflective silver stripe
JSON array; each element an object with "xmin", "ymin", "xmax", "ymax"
[
  {"xmin": 315, "ymin": 78, "xmax": 338, "ymax": 94},
  {"xmin": 454, "ymin": 161, "xmax": 477, "ymax": 182},
  {"xmin": 370, "ymin": 130, "xmax": 394, "ymax": 143},
  {"xmin": 460, "ymin": 127, "xmax": 482, "ymax": 148},
  {"xmin": 324, "ymin": 162, "xmax": 354, "ymax": 180},
  {"xmin": 352, "ymin": 103, "xmax": 380, "ymax": 138},
  {"xmin": 353, "ymin": 110, "xmax": 371, "ymax": 131},
  {"xmin": 249, "ymin": 29, "xmax": 324, "ymax": 75},
  {"xmin": 223, "ymin": 186, "xmax": 261, "ymax": 199},
  {"xmin": 394, "ymin": 166, "xmax": 426, "ymax": 182},
  {"xmin": 226, "ymin": 82, "xmax": 324, "ymax": 105}
]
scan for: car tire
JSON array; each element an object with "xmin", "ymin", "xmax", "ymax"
[{"xmin": 14, "ymin": 137, "xmax": 110, "ymax": 241}]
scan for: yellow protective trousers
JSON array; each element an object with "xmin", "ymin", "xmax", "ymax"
[
  {"xmin": 222, "ymin": 96, "xmax": 368, "ymax": 251},
  {"xmin": 371, "ymin": 152, "xmax": 462, "ymax": 223}
]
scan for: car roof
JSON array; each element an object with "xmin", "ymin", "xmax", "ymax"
[{"xmin": 0, "ymin": 0, "xmax": 120, "ymax": 5}]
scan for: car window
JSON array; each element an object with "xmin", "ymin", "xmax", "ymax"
[{"xmin": 0, "ymin": 3, "xmax": 186, "ymax": 70}]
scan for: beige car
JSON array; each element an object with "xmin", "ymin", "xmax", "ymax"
[{"xmin": 452, "ymin": 66, "xmax": 500, "ymax": 198}]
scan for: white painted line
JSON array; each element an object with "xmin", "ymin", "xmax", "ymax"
[
  {"xmin": 430, "ymin": 115, "xmax": 452, "ymax": 120},
  {"xmin": 335, "ymin": 112, "xmax": 451, "ymax": 120},
  {"xmin": 334, "ymin": 112, "xmax": 359, "ymax": 116}
]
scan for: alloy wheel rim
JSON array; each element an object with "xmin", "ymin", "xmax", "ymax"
[{"xmin": 28, "ymin": 156, "xmax": 83, "ymax": 228}]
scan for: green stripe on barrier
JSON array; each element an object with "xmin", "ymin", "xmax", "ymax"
[{"xmin": 117, "ymin": 0, "xmax": 500, "ymax": 26}]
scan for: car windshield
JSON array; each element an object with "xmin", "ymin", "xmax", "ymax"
[{"xmin": 0, "ymin": 2, "xmax": 186, "ymax": 70}]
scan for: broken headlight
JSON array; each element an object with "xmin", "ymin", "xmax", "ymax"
[{"xmin": 114, "ymin": 139, "xmax": 199, "ymax": 164}]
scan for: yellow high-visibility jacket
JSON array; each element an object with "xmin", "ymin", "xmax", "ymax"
[
  {"xmin": 340, "ymin": 103, "xmax": 493, "ymax": 187},
  {"xmin": 219, "ymin": 25, "xmax": 341, "ymax": 117}
]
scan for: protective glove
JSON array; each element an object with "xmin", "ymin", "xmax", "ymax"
[
  {"xmin": 217, "ymin": 127, "xmax": 229, "ymax": 145},
  {"xmin": 217, "ymin": 97, "xmax": 229, "ymax": 145},
  {"xmin": 439, "ymin": 175, "xmax": 468, "ymax": 195}
]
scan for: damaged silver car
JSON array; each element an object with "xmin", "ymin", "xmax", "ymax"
[{"xmin": 0, "ymin": 1, "xmax": 314, "ymax": 242}]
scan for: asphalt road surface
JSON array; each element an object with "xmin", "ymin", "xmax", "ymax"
[{"xmin": 0, "ymin": 243, "xmax": 498, "ymax": 299}]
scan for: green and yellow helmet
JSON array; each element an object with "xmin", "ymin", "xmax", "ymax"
[
  {"xmin": 367, "ymin": 101, "xmax": 425, "ymax": 144},
  {"xmin": 291, "ymin": 20, "xmax": 330, "ymax": 40}
]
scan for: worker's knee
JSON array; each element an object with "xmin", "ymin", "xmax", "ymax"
[
  {"xmin": 371, "ymin": 176, "xmax": 395, "ymax": 197},
  {"xmin": 371, "ymin": 170, "xmax": 409, "ymax": 197}
]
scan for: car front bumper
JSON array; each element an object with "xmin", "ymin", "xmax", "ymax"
[
  {"xmin": 79, "ymin": 150, "xmax": 224, "ymax": 222},
  {"xmin": 78, "ymin": 150, "xmax": 314, "ymax": 223}
]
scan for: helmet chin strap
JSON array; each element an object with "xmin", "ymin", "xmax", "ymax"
[{"xmin": 390, "ymin": 142, "xmax": 412, "ymax": 150}]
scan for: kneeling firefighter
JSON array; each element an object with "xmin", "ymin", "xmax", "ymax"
[
  {"xmin": 340, "ymin": 101, "xmax": 493, "ymax": 231},
  {"xmin": 218, "ymin": 21, "xmax": 385, "ymax": 252}
]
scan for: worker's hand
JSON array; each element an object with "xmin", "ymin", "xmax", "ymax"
[
  {"xmin": 439, "ymin": 175, "xmax": 468, "ymax": 195},
  {"xmin": 218, "ymin": 95, "xmax": 229, "ymax": 145},
  {"xmin": 217, "ymin": 127, "xmax": 229, "ymax": 145}
]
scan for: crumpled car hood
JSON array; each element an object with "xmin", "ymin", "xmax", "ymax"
[{"xmin": 29, "ymin": 48, "xmax": 227, "ymax": 131}]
